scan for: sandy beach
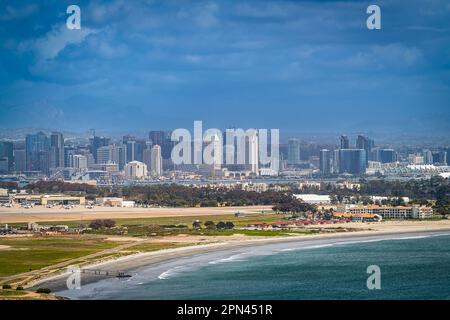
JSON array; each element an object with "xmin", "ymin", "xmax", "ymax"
[
  {"xmin": 29, "ymin": 220, "xmax": 450, "ymax": 292},
  {"xmin": 3, "ymin": 204, "xmax": 450, "ymax": 294}
]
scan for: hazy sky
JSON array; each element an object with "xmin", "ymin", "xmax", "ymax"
[{"xmin": 0, "ymin": 0, "xmax": 449, "ymax": 135}]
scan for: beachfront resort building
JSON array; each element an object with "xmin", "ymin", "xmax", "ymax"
[{"xmin": 341, "ymin": 205, "xmax": 433, "ymax": 219}]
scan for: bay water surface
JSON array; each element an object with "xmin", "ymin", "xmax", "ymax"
[{"xmin": 57, "ymin": 232, "xmax": 450, "ymax": 300}]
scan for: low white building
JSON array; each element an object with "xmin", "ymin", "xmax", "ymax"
[
  {"xmin": 440, "ymin": 172, "xmax": 450, "ymax": 179},
  {"xmin": 95, "ymin": 197, "xmax": 123, "ymax": 207},
  {"xmin": 121, "ymin": 201, "xmax": 135, "ymax": 208},
  {"xmin": 371, "ymin": 196, "xmax": 410, "ymax": 204},
  {"xmin": 294, "ymin": 194, "xmax": 331, "ymax": 204},
  {"xmin": 125, "ymin": 161, "xmax": 147, "ymax": 179}
]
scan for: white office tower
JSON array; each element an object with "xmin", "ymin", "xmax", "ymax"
[
  {"xmin": 110, "ymin": 144, "xmax": 127, "ymax": 170},
  {"xmin": 150, "ymin": 145, "xmax": 163, "ymax": 176},
  {"xmin": 70, "ymin": 154, "xmax": 87, "ymax": 171},
  {"xmin": 124, "ymin": 161, "xmax": 147, "ymax": 179},
  {"xmin": 247, "ymin": 130, "xmax": 259, "ymax": 175}
]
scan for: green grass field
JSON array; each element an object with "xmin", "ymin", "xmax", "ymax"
[
  {"xmin": 9, "ymin": 212, "xmax": 316, "ymax": 238},
  {"xmin": 8, "ymin": 212, "xmax": 283, "ymax": 229},
  {"xmin": 0, "ymin": 290, "xmax": 27, "ymax": 297},
  {"xmin": 0, "ymin": 236, "xmax": 119, "ymax": 278},
  {"xmin": 0, "ymin": 213, "xmax": 312, "ymax": 280}
]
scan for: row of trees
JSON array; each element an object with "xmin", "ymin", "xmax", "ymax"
[
  {"xmin": 272, "ymin": 198, "xmax": 317, "ymax": 215},
  {"xmin": 26, "ymin": 181, "xmax": 97, "ymax": 195},
  {"xmin": 89, "ymin": 219, "xmax": 116, "ymax": 229},
  {"xmin": 193, "ymin": 220, "xmax": 235, "ymax": 230},
  {"xmin": 119, "ymin": 184, "xmax": 297, "ymax": 207}
]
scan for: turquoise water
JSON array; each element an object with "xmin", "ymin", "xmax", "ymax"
[{"xmin": 59, "ymin": 233, "xmax": 450, "ymax": 300}]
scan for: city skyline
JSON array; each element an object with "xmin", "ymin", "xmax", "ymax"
[
  {"xmin": 1, "ymin": 1, "xmax": 450, "ymax": 305},
  {"xmin": 2, "ymin": 128, "xmax": 448, "ymax": 179}
]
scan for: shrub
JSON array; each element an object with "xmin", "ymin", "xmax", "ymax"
[
  {"xmin": 204, "ymin": 221, "xmax": 216, "ymax": 229},
  {"xmin": 16, "ymin": 286, "xmax": 24, "ymax": 291},
  {"xmin": 89, "ymin": 219, "xmax": 116, "ymax": 229},
  {"xmin": 216, "ymin": 221, "xmax": 226, "ymax": 229},
  {"xmin": 2, "ymin": 284, "xmax": 12, "ymax": 289},
  {"xmin": 225, "ymin": 222, "xmax": 235, "ymax": 229},
  {"xmin": 36, "ymin": 288, "xmax": 51, "ymax": 294},
  {"xmin": 192, "ymin": 220, "xmax": 202, "ymax": 229}
]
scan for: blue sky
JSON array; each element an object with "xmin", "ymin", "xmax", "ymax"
[{"xmin": 0, "ymin": 0, "xmax": 449, "ymax": 135}]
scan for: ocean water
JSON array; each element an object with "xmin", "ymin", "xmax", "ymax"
[{"xmin": 58, "ymin": 233, "xmax": 450, "ymax": 300}]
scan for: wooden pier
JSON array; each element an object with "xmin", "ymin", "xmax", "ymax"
[{"xmin": 79, "ymin": 269, "xmax": 132, "ymax": 278}]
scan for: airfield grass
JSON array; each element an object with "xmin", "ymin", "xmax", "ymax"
[
  {"xmin": 9, "ymin": 212, "xmax": 316, "ymax": 238},
  {"xmin": 0, "ymin": 236, "xmax": 119, "ymax": 278},
  {"xmin": 0, "ymin": 213, "xmax": 316, "ymax": 279}
]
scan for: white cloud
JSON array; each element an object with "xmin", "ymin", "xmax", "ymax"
[
  {"xmin": 342, "ymin": 44, "xmax": 424, "ymax": 69},
  {"xmin": 19, "ymin": 25, "xmax": 97, "ymax": 60}
]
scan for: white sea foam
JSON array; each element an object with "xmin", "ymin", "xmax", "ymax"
[
  {"xmin": 208, "ymin": 253, "xmax": 249, "ymax": 265},
  {"xmin": 158, "ymin": 266, "xmax": 184, "ymax": 280},
  {"xmin": 278, "ymin": 243, "xmax": 334, "ymax": 252}
]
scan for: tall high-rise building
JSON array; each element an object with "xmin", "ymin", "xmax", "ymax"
[
  {"xmin": 340, "ymin": 135, "xmax": 350, "ymax": 149},
  {"xmin": 378, "ymin": 149, "xmax": 397, "ymax": 163},
  {"xmin": 332, "ymin": 149, "xmax": 340, "ymax": 174},
  {"xmin": 338, "ymin": 149, "xmax": 367, "ymax": 175},
  {"xmin": 89, "ymin": 136, "xmax": 110, "ymax": 163},
  {"xmin": 64, "ymin": 146, "xmax": 77, "ymax": 168},
  {"xmin": 123, "ymin": 138, "xmax": 146, "ymax": 163},
  {"xmin": 143, "ymin": 148, "xmax": 152, "ymax": 173},
  {"xmin": 422, "ymin": 150, "xmax": 433, "ymax": 164},
  {"xmin": 25, "ymin": 132, "xmax": 50, "ymax": 172},
  {"xmin": 13, "ymin": 149, "xmax": 26, "ymax": 172},
  {"xmin": 0, "ymin": 141, "xmax": 14, "ymax": 172},
  {"xmin": 319, "ymin": 149, "xmax": 332, "ymax": 175},
  {"xmin": 149, "ymin": 131, "xmax": 173, "ymax": 159},
  {"xmin": 432, "ymin": 151, "xmax": 447, "ymax": 165},
  {"xmin": 125, "ymin": 140, "xmax": 136, "ymax": 163},
  {"xmin": 110, "ymin": 144, "xmax": 127, "ymax": 170},
  {"xmin": 356, "ymin": 135, "xmax": 374, "ymax": 151},
  {"xmin": 149, "ymin": 131, "xmax": 165, "ymax": 146},
  {"xmin": 150, "ymin": 145, "xmax": 163, "ymax": 176},
  {"xmin": 356, "ymin": 135, "xmax": 374, "ymax": 163},
  {"xmin": 50, "ymin": 132, "xmax": 64, "ymax": 168},
  {"xmin": 0, "ymin": 158, "xmax": 8, "ymax": 173},
  {"xmin": 69, "ymin": 154, "xmax": 88, "ymax": 171},
  {"xmin": 134, "ymin": 140, "xmax": 146, "ymax": 162},
  {"xmin": 287, "ymin": 138, "xmax": 301, "ymax": 166},
  {"xmin": 96, "ymin": 146, "xmax": 111, "ymax": 164}
]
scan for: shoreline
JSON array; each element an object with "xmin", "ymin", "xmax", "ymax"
[{"xmin": 30, "ymin": 226, "xmax": 450, "ymax": 294}]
